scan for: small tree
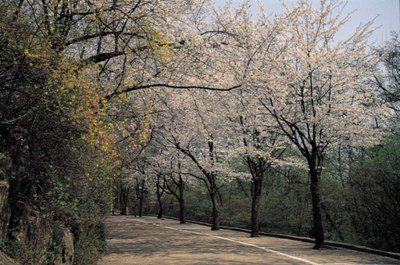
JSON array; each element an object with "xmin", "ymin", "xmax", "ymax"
[
  {"xmin": 222, "ymin": 89, "xmax": 289, "ymax": 237},
  {"xmin": 164, "ymin": 154, "xmax": 188, "ymax": 224},
  {"xmin": 154, "ymin": 90, "xmax": 232, "ymax": 230}
]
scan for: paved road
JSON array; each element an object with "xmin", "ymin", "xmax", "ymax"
[{"xmin": 98, "ymin": 216, "xmax": 400, "ymax": 265}]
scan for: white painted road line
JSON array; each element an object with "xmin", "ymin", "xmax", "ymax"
[{"xmin": 133, "ymin": 219, "xmax": 319, "ymax": 265}]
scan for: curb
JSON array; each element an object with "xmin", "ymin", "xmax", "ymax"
[{"xmin": 158, "ymin": 215, "xmax": 400, "ymax": 260}]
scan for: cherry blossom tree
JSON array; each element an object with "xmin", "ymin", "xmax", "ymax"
[
  {"xmin": 148, "ymin": 147, "xmax": 190, "ymax": 223},
  {"xmin": 162, "ymin": 152, "xmax": 189, "ymax": 224},
  {"xmin": 246, "ymin": 0, "xmax": 388, "ymax": 248},
  {"xmin": 197, "ymin": 2, "xmax": 303, "ymax": 237},
  {"xmin": 153, "ymin": 89, "xmax": 234, "ymax": 230},
  {"xmin": 222, "ymin": 89, "xmax": 290, "ymax": 237}
]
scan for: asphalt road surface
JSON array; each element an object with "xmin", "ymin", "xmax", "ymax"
[{"xmin": 98, "ymin": 216, "xmax": 400, "ymax": 265}]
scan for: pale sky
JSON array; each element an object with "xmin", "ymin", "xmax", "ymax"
[{"xmin": 215, "ymin": 0, "xmax": 399, "ymax": 45}]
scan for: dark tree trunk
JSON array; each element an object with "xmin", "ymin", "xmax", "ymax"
[
  {"xmin": 120, "ymin": 187, "xmax": 127, "ymax": 215},
  {"xmin": 120, "ymin": 202, "xmax": 127, "ymax": 215},
  {"xmin": 156, "ymin": 174, "xmax": 164, "ymax": 219},
  {"xmin": 138, "ymin": 196, "xmax": 143, "ymax": 217},
  {"xmin": 166, "ymin": 172, "xmax": 186, "ymax": 224},
  {"xmin": 210, "ymin": 194, "xmax": 219, "ymax": 230},
  {"xmin": 207, "ymin": 139, "xmax": 219, "ymax": 230},
  {"xmin": 138, "ymin": 180, "xmax": 145, "ymax": 218},
  {"xmin": 179, "ymin": 198, "xmax": 186, "ymax": 224},
  {"xmin": 239, "ymin": 120, "xmax": 268, "ymax": 238},
  {"xmin": 132, "ymin": 198, "xmax": 138, "ymax": 217},
  {"xmin": 209, "ymin": 179, "xmax": 220, "ymax": 230},
  {"xmin": 157, "ymin": 203, "xmax": 163, "ymax": 219},
  {"xmin": 250, "ymin": 176, "xmax": 262, "ymax": 237},
  {"xmin": 175, "ymin": 137, "xmax": 220, "ymax": 229},
  {"xmin": 7, "ymin": 177, "xmax": 24, "ymax": 241},
  {"xmin": 156, "ymin": 188, "xmax": 163, "ymax": 219},
  {"xmin": 178, "ymin": 177, "xmax": 186, "ymax": 224},
  {"xmin": 310, "ymin": 168, "xmax": 324, "ymax": 249}
]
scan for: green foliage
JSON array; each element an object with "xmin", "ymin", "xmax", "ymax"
[
  {"xmin": 0, "ymin": 239, "xmax": 53, "ymax": 265},
  {"xmin": 73, "ymin": 217, "xmax": 107, "ymax": 265},
  {"xmin": 345, "ymin": 133, "xmax": 400, "ymax": 251},
  {"xmin": 163, "ymin": 135, "xmax": 400, "ymax": 252},
  {"xmin": 185, "ymin": 183, "xmax": 214, "ymax": 223},
  {"xmin": 172, "ymin": 168, "xmax": 313, "ymax": 235}
]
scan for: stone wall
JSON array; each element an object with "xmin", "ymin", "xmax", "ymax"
[
  {"xmin": 0, "ymin": 179, "xmax": 74, "ymax": 264},
  {"xmin": 0, "ymin": 250, "xmax": 18, "ymax": 265}
]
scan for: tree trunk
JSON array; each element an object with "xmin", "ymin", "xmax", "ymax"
[
  {"xmin": 138, "ymin": 180, "xmax": 145, "ymax": 218},
  {"xmin": 156, "ymin": 175, "xmax": 163, "ymax": 219},
  {"xmin": 120, "ymin": 203, "xmax": 127, "ymax": 215},
  {"xmin": 250, "ymin": 176, "xmax": 262, "ymax": 237},
  {"xmin": 132, "ymin": 199, "xmax": 137, "ymax": 217},
  {"xmin": 7, "ymin": 177, "xmax": 23, "ymax": 241},
  {"xmin": 156, "ymin": 190, "xmax": 163, "ymax": 219},
  {"xmin": 207, "ymin": 139, "xmax": 219, "ymax": 230},
  {"xmin": 138, "ymin": 196, "xmax": 143, "ymax": 217},
  {"xmin": 157, "ymin": 203, "xmax": 163, "ymax": 219},
  {"xmin": 310, "ymin": 168, "xmax": 324, "ymax": 248},
  {"xmin": 210, "ymin": 189, "xmax": 220, "ymax": 230},
  {"xmin": 120, "ymin": 188, "xmax": 127, "ymax": 215},
  {"xmin": 179, "ymin": 198, "xmax": 186, "ymax": 224}
]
